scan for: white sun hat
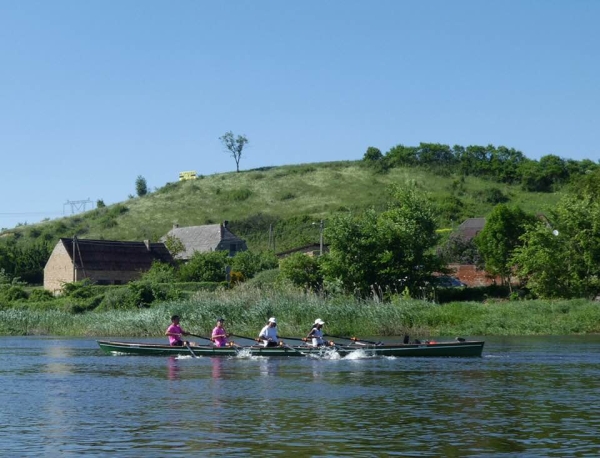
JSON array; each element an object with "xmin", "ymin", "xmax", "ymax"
[
  {"xmin": 314, "ymin": 318, "xmax": 325, "ymax": 325},
  {"xmin": 268, "ymin": 317, "xmax": 277, "ymax": 323}
]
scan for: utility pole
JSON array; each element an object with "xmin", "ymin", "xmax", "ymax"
[
  {"xmin": 319, "ymin": 219, "xmax": 324, "ymax": 256},
  {"xmin": 313, "ymin": 220, "xmax": 324, "ymax": 255},
  {"xmin": 72, "ymin": 235, "xmax": 77, "ymax": 282}
]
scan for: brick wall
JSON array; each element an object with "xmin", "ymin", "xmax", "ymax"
[{"xmin": 447, "ymin": 264, "xmax": 501, "ymax": 287}]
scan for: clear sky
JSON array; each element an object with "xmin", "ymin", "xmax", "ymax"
[{"xmin": 1, "ymin": 0, "xmax": 598, "ymax": 230}]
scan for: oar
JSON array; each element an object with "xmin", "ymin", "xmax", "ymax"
[
  {"xmin": 278, "ymin": 335, "xmax": 308, "ymax": 343},
  {"xmin": 187, "ymin": 333, "xmax": 215, "ymax": 344},
  {"xmin": 184, "ymin": 342, "xmax": 198, "ymax": 358},
  {"xmin": 229, "ymin": 333, "xmax": 260, "ymax": 343},
  {"xmin": 325, "ymin": 334, "xmax": 380, "ymax": 345},
  {"xmin": 279, "ymin": 342, "xmax": 307, "ymax": 356}
]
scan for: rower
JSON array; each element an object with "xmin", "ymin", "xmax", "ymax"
[{"xmin": 258, "ymin": 317, "xmax": 279, "ymax": 347}]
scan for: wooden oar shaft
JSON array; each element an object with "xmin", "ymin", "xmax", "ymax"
[
  {"xmin": 185, "ymin": 342, "xmax": 197, "ymax": 358},
  {"xmin": 278, "ymin": 335, "xmax": 307, "ymax": 342},
  {"xmin": 188, "ymin": 333, "xmax": 214, "ymax": 342},
  {"xmin": 230, "ymin": 333, "xmax": 260, "ymax": 342}
]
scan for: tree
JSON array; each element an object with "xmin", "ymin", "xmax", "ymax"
[
  {"xmin": 135, "ymin": 175, "xmax": 148, "ymax": 197},
  {"xmin": 513, "ymin": 195, "xmax": 600, "ymax": 299},
  {"xmin": 279, "ymin": 252, "xmax": 322, "ymax": 291},
  {"xmin": 363, "ymin": 147, "xmax": 383, "ymax": 162},
  {"xmin": 474, "ymin": 204, "xmax": 537, "ymax": 288},
  {"xmin": 219, "ymin": 131, "xmax": 248, "ymax": 173},
  {"xmin": 178, "ymin": 251, "xmax": 229, "ymax": 282},
  {"xmin": 320, "ymin": 186, "xmax": 441, "ymax": 296},
  {"xmin": 231, "ymin": 250, "xmax": 278, "ymax": 279},
  {"xmin": 163, "ymin": 234, "xmax": 185, "ymax": 259}
]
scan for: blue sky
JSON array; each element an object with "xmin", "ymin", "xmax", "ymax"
[{"xmin": 1, "ymin": 0, "xmax": 598, "ymax": 230}]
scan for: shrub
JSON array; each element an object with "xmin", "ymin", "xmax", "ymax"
[
  {"xmin": 2, "ymin": 286, "xmax": 28, "ymax": 302},
  {"xmin": 28, "ymin": 289, "xmax": 54, "ymax": 302},
  {"xmin": 225, "ymin": 188, "xmax": 252, "ymax": 202}
]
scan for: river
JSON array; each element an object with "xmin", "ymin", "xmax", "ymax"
[{"xmin": 1, "ymin": 335, "xmax": 599, "ymax": 457}]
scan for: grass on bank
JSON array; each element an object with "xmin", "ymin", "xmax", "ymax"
[
  {"xmin": 8, "ymin": 161, "xmax": 564, "ymax": 252},
  {"xmin": 1, "ymin": 287, "xmax": 598, "ymax": 338}
]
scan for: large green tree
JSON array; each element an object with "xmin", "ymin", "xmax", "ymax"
[
  {"xmin": 321, "ymin": 186, "xmax": 441, "ymax": 296},
  {"xmin": 474, "ymin": 204, "xmax": 537, "ymax": 288},
  {"xmin": 513, "ymin": 194, "xmax": 600, "ymax": 299}
]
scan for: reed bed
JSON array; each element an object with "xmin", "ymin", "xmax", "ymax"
[{"xmin": 1, "ymin": 287, "xmax": 599, "ymax": 337}]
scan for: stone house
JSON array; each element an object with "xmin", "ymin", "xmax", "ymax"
[
  {"xmin": 43, "ymin": 238, "xmax": 173, "ymax": 293},
  {"xmin": 160, "ymin": 221, "xmax": 247, "ymax": 260}
]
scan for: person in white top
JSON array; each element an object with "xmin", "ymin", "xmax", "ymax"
[
  {"xmin": 307, "ymin": 318, "xmax": 326, "ymax": 347},
  {"xmin": 258, "ymin": 317, "xmax": 279, "ymax": 347}
]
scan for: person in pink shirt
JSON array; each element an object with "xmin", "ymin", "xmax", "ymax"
[
  {"xmin": 211, "ymin": 318, "xmax": 229, "ymax": 347},
  {"xmin": 165, "ymin": 315, "xmax": 190, "ymax": 346}
]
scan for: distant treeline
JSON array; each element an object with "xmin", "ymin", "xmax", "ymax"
[{"xmin": 364, "ymin": 143, "xmax": 598, "ymax": 192}]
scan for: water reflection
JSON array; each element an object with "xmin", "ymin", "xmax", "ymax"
[
  {"xmin": 167, "ymin": 356, "xmax": 180, "ymax": 380},
  {"xmin": 1, "ymin": 336, "xmax": 600, "ymax": 456}
]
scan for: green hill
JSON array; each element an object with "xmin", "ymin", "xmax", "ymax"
[{"xmin": 6, "ymin": 160, "xmax": 565, "ymax": 252}]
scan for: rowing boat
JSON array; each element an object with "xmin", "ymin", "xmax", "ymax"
[{"xmin": 97, "ymin": 339, "xmax": 484, "ymax": 357}]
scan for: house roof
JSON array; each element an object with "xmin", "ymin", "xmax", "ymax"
[
  {"xmin": 160, "ymin": 224, "xmax": 244, "ymax": 259},
  {"xmin": 457, "ymin": 218, "xmax": 486, "ymax": 240},
  {"xmin": 60, "ymin": 238, "xmax": 173, "ymax": 271}
]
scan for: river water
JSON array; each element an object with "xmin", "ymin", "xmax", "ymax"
[{"xmin": 1, "ymin": 335, "xmax": 599, "ymax": 457}]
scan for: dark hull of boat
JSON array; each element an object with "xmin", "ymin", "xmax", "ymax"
[{"xmin": 97, "ymin": 340, "xmax": 484, "ymax": 358}]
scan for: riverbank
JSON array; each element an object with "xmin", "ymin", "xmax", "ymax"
[{"xmin": 1, "ymin": 287, "xmax": 599, "ymax": 337}]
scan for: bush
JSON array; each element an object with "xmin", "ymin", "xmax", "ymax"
[
  {"xmin": 2, "ymin": 286, "xmax": 28, "ymax": 302},
  {"xmin": 28, "ymin": 289, "xmax": 54, "ymax": 302},
  {"xmin": 224, "ymin": 188, "xmax": 252, "ymax": 202},
  {"xmin": 244, "ymin": 268, "xmax": 281, "ymax": 289}
]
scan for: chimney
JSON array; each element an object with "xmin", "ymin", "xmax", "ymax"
[{"xmin": 144, "ymin": 240, "xmax": 151, "ymax": 251}]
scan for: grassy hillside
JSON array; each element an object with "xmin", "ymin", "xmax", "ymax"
[{"xmin": 6, "ymin": 160, "xmax": 565, "ymax": 252}]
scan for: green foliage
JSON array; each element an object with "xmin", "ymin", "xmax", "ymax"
[
  {"xmin": 163, "ymin": 235, "xmax": 185, "ymax": 258},
  {"xmin": 136, "ymin": 175, "xmax": 148, "ymax": 197},
  {"xmin": 475, "ymin": 204, "xmax": 537, "ymax": 286},
  {"xmin": 481, "ymin": 187, "xmax": 509, "ymax": 204},
  {"xmin": 141, "ymin": 261, "xmax": 177, "ymax": 283},
  {"xmin": 220, "ymin": 131, "xmax": 249, "ymax": 173},
  {"xmin": 224, "ymin": 188, "xmax": 252, "ymax": 202},
  {"xmin": 244, "ymin": 268, "xmax": 281, "ymax": 289},
  {"xmin": 28, "ymin": 289, "xmax": 54, "ymax": 302},
  {"xmin": 513, "ymin": 194, "xmax": 600, "ymax": 299},
  {"xmin": 230, "ymin": 250, "xmax": 278, "ymax": 279},
  {"xmin": 2, "ymin": 285, "xmax": 28, "ymax": 302},
  {"xmin": 96, "ymin": 199, "xmax": 106, "ymax": 208},
  {"xmin": 363, "ymin": 146, "xmax": 383, "ymax": 162},
  {"xmin": 437, "ymin": 233, "xmax": 483, "ymax": 266},
  {"xmin": 321, "ymin": 186, "xmax": 441, "ymax": 296},
  {"xmin": 178, "ymin": 251, "xmax": 229, "ymax": 282},
  {"xmin": 279, "ymin": 253, "xmax": 322, "ymax": 291}
]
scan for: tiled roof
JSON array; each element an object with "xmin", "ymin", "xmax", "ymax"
[
  {"xmin": 60, "ymin": 238, "xmax": 173, "ymax": 271},
  {"xmin": 161, "ymin": 224, "xmax": 245, "ymax": 259}
]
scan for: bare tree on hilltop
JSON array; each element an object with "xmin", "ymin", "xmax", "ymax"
[{"xmin": 219, "ymin": 131, "xmax": 248, "ymax": 173}]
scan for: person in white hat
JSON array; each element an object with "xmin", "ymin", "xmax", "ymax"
[
  {"xmin": 258, "ymin": 317, "xmax": 279, "ymax": 347},
  {"xmin": 307, "ymin": 318, "xmax": 326, "ymax": 347}
]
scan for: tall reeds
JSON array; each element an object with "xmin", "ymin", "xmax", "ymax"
[{"xmin": 1, "ymin": 287, "xmax": 598, "ymax": 337}]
